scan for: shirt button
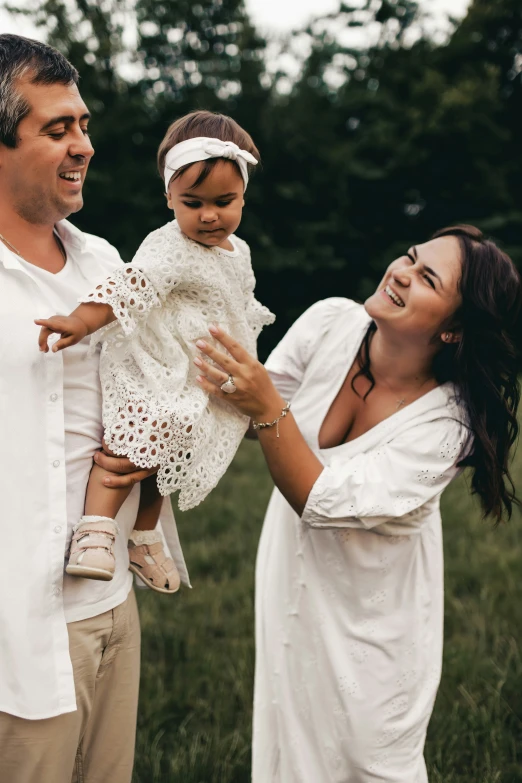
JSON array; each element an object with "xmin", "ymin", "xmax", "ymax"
[
  {"xmin": 52, "ymin": 460, "xmax": 60, "ymax": 468},
  {"xmin": 53, "ymin": 585, "xmax": 62, "ymax": 596},
  {"xmin": 54, "ymin": 525, "xmax": 62, "ymax": 534},
  {"xmin": 50, "ymin": 393, "xmax": 58, "ymax": 402}
]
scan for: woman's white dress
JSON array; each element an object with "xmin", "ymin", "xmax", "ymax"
[
  {"xmin": 81, "ymin": 220, "xmax": 274, "ymax": 510},
  {"xmin": 253, "ymin": 298, "xmax": 471, "ymax": 783}
]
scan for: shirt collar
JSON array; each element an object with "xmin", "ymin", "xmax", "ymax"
[
  {"xmin": 54, "ymin": 219, "xmax": 87, "ymax": 251},
  {"xmin": 0, "ymin": 218, "xmax": 86, "ymax": 270}
]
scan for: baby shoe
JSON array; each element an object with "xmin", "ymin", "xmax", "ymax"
[
  {"xmin": 66, "ymin": 515, "xmax": 119, "ymax": 581},
  {"xmin": 128, "ymin": 530, "xmax": 180, "ymax": 594}
]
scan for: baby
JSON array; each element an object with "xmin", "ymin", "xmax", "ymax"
[{"xmin": 37, "ymin": 110, "xmax": 274, "ymax": 594}]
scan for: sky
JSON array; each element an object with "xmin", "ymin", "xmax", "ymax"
[
  {"xmin": 244, "ymin": 0, "xmax": 471, "ymax": 35},
  {"xmin": 1, "ymin": 0, "xmax": 472, "ymax": 40}
]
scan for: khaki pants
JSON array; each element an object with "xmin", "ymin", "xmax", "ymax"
[{"xmin": 0, "ymin": 590, "xmax": 141, "ymax": 783}]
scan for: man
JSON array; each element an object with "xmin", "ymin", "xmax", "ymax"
[{"xmin": 0, "ymin": 34, "xmax": 189, "ymax": 783}]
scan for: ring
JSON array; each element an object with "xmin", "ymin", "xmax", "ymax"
[{"xmin": 220, "ymin": 374, "xmax": 237, "ymax": 394}]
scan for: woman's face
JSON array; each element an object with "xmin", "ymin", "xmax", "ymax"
[{"xmin": 364, "ymin": 235, "xmax": 463, "ymax": 343}]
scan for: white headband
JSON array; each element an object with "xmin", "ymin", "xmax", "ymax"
[{"xmin": 163, "ymin": 136, "xmax": 258, "ymax": 192}]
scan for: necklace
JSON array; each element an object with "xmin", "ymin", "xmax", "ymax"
[
  {"xmin": 373, "ymin": 368, "xmax": 433, "ymax": 411},
  {"xmin": 0, "ymin": 230, "xmax": 66, "ymax": 264},
  {"xmin": 364, "ymin": 328, "xmax": 434, "ymax": 411}
]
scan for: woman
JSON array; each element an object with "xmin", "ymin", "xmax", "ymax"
[{"xmin": 193, "ymin": 225, "xmax": 521, "ymax": 782}]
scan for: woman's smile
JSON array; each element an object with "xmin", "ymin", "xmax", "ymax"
[{"xmin": 381, "ymin": 284, "xmax": 405, "ymax": 307}]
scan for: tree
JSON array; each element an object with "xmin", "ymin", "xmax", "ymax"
[
  {"xmin": 7, "ymin": 0, "xmax": 269, "ymax": 260},
  {"xmin": 5, "ymin": 0, "xmax": 521, "ymax": 350}
]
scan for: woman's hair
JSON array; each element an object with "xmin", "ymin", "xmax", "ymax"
[
  {"xmin": 354, "ymin": 224, "xmax": 521, "ymax": 523},
  {"xmin": 157, "ymin": 110, "xmax": 260, "ymax": 191}
]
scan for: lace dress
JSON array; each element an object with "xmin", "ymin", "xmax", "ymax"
[{"xmin": 82, "ymin": 220, "xmax": 274, "ymax": 510}]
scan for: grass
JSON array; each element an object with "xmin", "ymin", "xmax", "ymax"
[{"xmin": 133, "ymin": 439, "xmax": 522, "ymax": 783}]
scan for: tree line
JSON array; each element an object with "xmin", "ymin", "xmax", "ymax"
[{"xmin": 7, "ymin": 0, "xmax": 522, "ymax": 352}]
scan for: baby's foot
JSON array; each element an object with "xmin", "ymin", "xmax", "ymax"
[
  {"xmin": 66, "ymin": 516, "xmax": 119, "ymax": 581},
  {"xmin": 128, "ymin": 530, "xmax": 180, "ymax": 594}
]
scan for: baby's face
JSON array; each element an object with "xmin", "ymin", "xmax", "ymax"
[{"xmin": 167, "ymin": 159, "xmax": 245, "ymax": 249}]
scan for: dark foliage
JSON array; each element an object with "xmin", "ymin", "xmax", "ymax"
[{"xmin": 5, "ymin": 0, "xmax": 522, "ymax": 357}]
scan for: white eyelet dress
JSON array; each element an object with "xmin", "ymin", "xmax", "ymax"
[
  {"xmin": 252, "ymin": 298, "xmax": 471, "ymax": 783},
  {"xmin": 81, "ymin": 220, "xmax": 274, "ymax": 510}
]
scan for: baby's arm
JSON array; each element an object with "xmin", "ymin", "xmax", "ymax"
[{"xmin": 35, "ymin": 302, "xmax": 116, "ymax": 353}]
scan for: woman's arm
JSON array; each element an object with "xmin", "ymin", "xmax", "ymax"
[
  {"xmin": 36, "ymin": 302, "xmax": 116, "ymax": 352},
  {"xmin": 194, "ymin": 326, "xmax": 468, "ymax": 526},
  {"xmin": 254, "ymin": 409, "xmax": 323, "ymax": 515},
  {"xmin": 194, "ymin": 326, "xmax": 324, "ymax": 515}
]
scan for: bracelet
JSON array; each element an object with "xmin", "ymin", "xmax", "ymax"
[{"xmin": 252, "ymin": 401, "xmax": 291, "ymax": 438}]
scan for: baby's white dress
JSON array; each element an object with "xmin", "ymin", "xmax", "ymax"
[
  {"xmin": 82, "ymin": 220, "xmax": 274, "ymax": 510},
  {"xmin": 253, "ymin": 298, "xmax": 471, "ymax": 783}
]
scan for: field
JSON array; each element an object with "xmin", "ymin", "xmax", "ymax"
[{"xmin": 133, "ymin": 440, "xmax": 522, "ymax": 783}]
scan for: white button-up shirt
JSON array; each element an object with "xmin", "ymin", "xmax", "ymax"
[{"xmin": 0, "ymin": 220, "xmax": 190, "ymax": 720}]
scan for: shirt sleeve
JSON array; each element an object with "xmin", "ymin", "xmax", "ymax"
[
  {"xmin": 265, "ymin": 298, "xmax": 357, "ymax": 401},
  {"xmin": 80, "ymin": 225, "xmax": 186, "ymax": 337},
  {"xmin": 81, "ymin": 232, "xmax": 124, "ymax": 272},
  {"xmin": 302, "ymin": 415, "xmax": 472, "ymax": 532}
]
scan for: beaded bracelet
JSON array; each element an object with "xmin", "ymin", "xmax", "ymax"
[{"xmin": 252, "ymin": 401, "xmax": 291, "ymax": 438}]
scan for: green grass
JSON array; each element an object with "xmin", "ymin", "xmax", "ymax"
[{"xmin": 133, "ymin": 440, "xmax": 522, "ymax": 783}]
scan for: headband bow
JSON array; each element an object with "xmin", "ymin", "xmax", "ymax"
[{"xmin": 164, "ymin": 136, "xmax": 258, "ymax": 192}]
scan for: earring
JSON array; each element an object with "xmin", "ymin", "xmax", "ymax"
[{"xmin": 443, "ymin": 332, "xmax": 451, "ymax": 342}]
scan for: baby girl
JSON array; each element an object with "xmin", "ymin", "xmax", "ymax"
[{"xmin": 37, "ymin": 110, "xmax": 274, "ymax": 593}]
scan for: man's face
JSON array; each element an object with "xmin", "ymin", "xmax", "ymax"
[{"xmin": 0, "ymin": 78, "xmax": 94, "ymax": 225}]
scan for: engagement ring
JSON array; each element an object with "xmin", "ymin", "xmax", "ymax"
[{"xmin": 221, "ymin": 375, "xmax": 237, "ymax": 394}]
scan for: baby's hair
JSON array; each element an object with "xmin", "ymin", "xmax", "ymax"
[{"xmin": 157, "ymin": 110, "xmax": 260, "ymax": 191}]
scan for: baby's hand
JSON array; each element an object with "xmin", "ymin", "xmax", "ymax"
[{"xmin": 35, "ymin": 315, "xmax": 89, "ymax": 353}]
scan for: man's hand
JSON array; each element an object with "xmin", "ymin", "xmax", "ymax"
[
  {"xmin": 93, "ymin": 443, "xmax": 159, "ymax": 488},
  {"xmin": 35, "ymin": 315, "xmax": 89, "ymax": 352}
]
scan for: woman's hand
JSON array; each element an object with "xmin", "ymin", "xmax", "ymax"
[
  {"xmin": 195, "ymin": 325, "xmax": 323, "ymax": 515},
  {"xmin": 193, "ymin": 325, "xmax": 285, "ymax": 422}
]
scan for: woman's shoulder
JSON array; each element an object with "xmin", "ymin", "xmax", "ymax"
[
  {"xmin": 295, "ymin": 297, "xmax": 369, "ymax": 337},
  {"xmin": 305, "ymin": 296, "xmax": 365, "ymax": 318},
  {"xmin": 266, "ymin": 298, "xmax": 368, "ymax": 377},
  {"xmin": 383, "ymin": 382, "xmax": 472, "ymax": 458},
  {"xmin": 423, "ymin": 383, "xmax": 470, "ymax": 428}
]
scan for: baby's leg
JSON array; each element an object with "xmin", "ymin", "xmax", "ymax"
[
  {"xmin": 134, "ymin": 474, "xmax": 164, "ymax": 531},
  {"xmin": 84, "ymin": 462, "xmax": 135, "ymax": 519},
  {"xmin": 66, "ymin": 450, "xmax": 136, "ymax": 581},
  {"xmin": 128, "ymin": 476, "xmax": 180, "ymax": 594}
]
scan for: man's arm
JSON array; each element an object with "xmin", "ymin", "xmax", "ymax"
[{"xmin": 93, "ymin": 441, "xmax": 158, "ymax": 488}]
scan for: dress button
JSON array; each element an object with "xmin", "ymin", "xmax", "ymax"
[
  {"xmin": 50, "ymin": 393, "xmax": 58, "ymax": 402},
  {"xmin": 53, "ymin": 460, "xmax": 60, "ymax": 468},
  {"xmin": 54, "ymin": 525, "xmax": 62, "ymax": 534}
]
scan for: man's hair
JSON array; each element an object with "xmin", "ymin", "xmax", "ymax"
[
  {"xmin": 0, "ymin": 34, "xmax": 79, "ymax": 148},
  {"xmin": 157, "ymin": 110, "xmax": 260, "ymax": 191}
]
